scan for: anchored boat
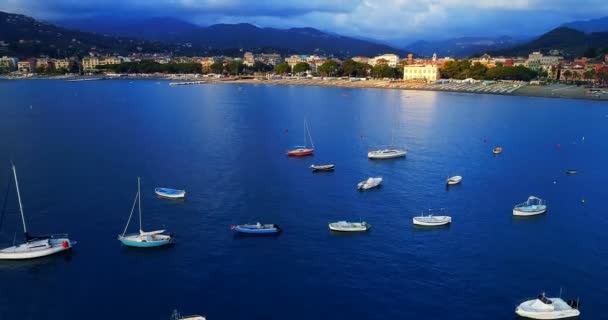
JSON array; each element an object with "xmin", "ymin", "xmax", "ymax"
[
  {"xmin": 310, "ymin": 164, "xmax": 335, "ymax": 172},
  {"xmin": 231, "ymin": 223, "xmax": 280, "ymax": 234},
  {"xmin": 446, "ymin": 175, "xmax": 462, "ymax": 185},
  {"xmin": 170, "ymin": 310, "xmax": 206, "ymax": 320},
  {"xmin": 515, "ymin": 293, "xmax": 580, "ymax": 319},
  {"xmin": 0, "ymin": 165, "xmax": 74, "ymax": 260},
  {"xmin": 287, "ymin": 119, "xmax": 315, "ymax": 157},
  {"xmin": 413, "ymin": 215, "xmax": 452, "ymax": 227},
  {"xmin": 357, "ymin": 177, "xmax": 382, "ymax": 190},
  {"xmin": 493, "ymin": 147, "xmax": 503, "ymax": 154},
  {"xmin": 155, "ymin": 187, "xmax": 186, "ymax": 199},
  {"xmin": 565, "ymin": 170, "xmax": 577, "ymax": 175},
  {"xmin": 513, "ymin": 196, "xmax": 547, "ymax": 216},
  {"xmin": 118, "ymin": 177, "xmax": 173, "ymax": 248},
  {"xmin": 328, "ymin": 221, "xmax": 371, "ymax": 232},
  {"xmin": 368, "ymin": 129, "xmax": 406, "ymax": 159}
]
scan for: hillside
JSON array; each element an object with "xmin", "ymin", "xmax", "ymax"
[
  {"xmin": 0, "ymin": 11, "xmax": 199, "ymax": 58},
  {"xmin": 405, "ymin": 36, "xmax": 524, "ymax": 58},
  {"xmin": 57, "ymin": 17, "xmax": 407, "ymax": 57},
  {"xmin": 562, "ymin": 16, "xmax": 608, "ymax": 33},
  {"xmin": 491, "ymin": 27, "xmax": 608, "ymax": 57}
]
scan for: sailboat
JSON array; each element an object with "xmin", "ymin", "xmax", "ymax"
[
  {"xmin": 0, "ymin": 165, "xmax": 74, "ymax": 260},
  {"xmin": 118, "ymin": 177, "xmax": 173, "ymax": 247},
  {"xmin": 368, "ymin": 129, "xmax": 407, "ymax": 159},
  {"xmin": 287, "ymin": 119, "xmax": 315, "ymax": 156}
]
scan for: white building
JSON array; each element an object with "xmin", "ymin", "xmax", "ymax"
[
  {"xmin": 368, "ymin": 54, "xmax": 400, "ymax": 67},
  {"xmin": 403, "ymin": 64, "xmax": 441, "ymax": 82}
]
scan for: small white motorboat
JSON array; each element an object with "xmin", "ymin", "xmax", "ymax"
[
  {"xmin": 513, "ymin": 196, "xmax": 547, "ymax": 216},
  {"xmin": 310, "ymin": 164, "xmax": 335, "ymax": 172},
  {"xmin": 328, "ymin": 221, "xmax": 371, "ymax": 232},
  {"xmin": 171, "ymin": 310, "xmax": 207, "ymax": 320},
  {"xmin": 155, "ymin": 187, "xmax": 186, "ymax": 199},
  {"xmin": 515, "ymin": 293, "xmax": 580, "ymax": 319},
  {"xmin": 357, "ymin": 177, "xmax": 382, "ymax": 190},
  {"xmin": 413, "ymin": 210, "xmax": 452, "ymax": 227},
  {"xmin": 368, "ymin": 148, "xmax": 407, "ymax": 159},
  {"xmin": 446, "ymin": 175, "xmax": 462, "ymax": 185}
]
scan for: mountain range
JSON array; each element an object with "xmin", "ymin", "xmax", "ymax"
[
  {"xmin": 0, "ymin": 11, "xmax": 200, "ymax": 58},
  {"xmin": 562, "ymin": 16, "xmax": 608, "ymax": 33},
  {"xmin": 55, "ymin": 16, "xmax": 407, "ymax": 57},
  {"xmin": 404, "ymin": 36, "xmax": 526, "ymax": 58},
  {"xmin": 491, "ymin": 27, "xmax": 608, "ymax": 57}
]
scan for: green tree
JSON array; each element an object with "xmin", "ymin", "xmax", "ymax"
[
  {"xmin": 293, "ymin": 62, "xmax": 310, "ymax": 74},
  {"xmin": 562, "ymin": 70, "xmax": 572, "ymax": 82},
  {"xmin": 210, "ymin": 61, "xmax": 224, "ymax": 74},
  {"xmin": 340, "ymin": 59, "xmax": 370, "ymax": 77},
  {"xmin": 468, "ymin": 62, "xmax": 488, "ymax": 79},
  {"xmin": 274, "ymin": 62, "xmax": 290, "ymax": 74},
  {"xmin": 317, "ymin": 60, "xmax": 339, "ymax": 76},
  {"xmin": 584, "ymin": 69, "xmax": 596, "ymax": 82},
  {"xmin": 250, "ymin": 61, "xmax": 272, "ymax": 73},
  {"xmin": 225, "ymin": 60, "xmax": 244, "ymax": 75},
  {"xmin": 371, "ymin": 64, "xmax": 396, "ymax": 78}
]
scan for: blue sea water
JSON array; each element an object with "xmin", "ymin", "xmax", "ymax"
[{"xmin": 0, "ymin": 80, "xmax": 607, "ymax": 320}]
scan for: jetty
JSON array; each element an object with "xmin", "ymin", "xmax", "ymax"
[{"xmin": 169, "ymin": 80, "xmax": 207, "ymax": 86}]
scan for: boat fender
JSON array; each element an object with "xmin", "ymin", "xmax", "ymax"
[{"xmin": 62, "ymin": 241, "xmax": 69, "ymax": 249}]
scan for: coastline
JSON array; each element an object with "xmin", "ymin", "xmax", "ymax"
[
  {"xmin": 220, "ymin": 78, "xmax": 608, "ymax": 101},
  {"xmin": 2, "ymin": 74, "xmax": 607, "ymax": 101}
]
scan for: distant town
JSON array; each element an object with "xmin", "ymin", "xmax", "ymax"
[{"xmin": 2, "ymin": 49, "xmax": 608, "ymax": 83}]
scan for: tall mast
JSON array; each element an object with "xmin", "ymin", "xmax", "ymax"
[
  {"xmin": 11, "ymin": 165, "xmax": 27, "ymax": 234},
  {"xmin": 304, "ymin": 119, "xmax": 307, "ymax": 147},
  {"xmin": 138, "ymin": 177, "xmax": 142, "ymax": 233}
]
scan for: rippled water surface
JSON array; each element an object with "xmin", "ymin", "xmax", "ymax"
[{"xmin": 0, "ymin": 80, "xmax": 606, "ymax": 319}]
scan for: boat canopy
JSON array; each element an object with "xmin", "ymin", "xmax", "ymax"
[{"xmin": 140, "ymin": 230, "xmax": 166, "ymax": 236}]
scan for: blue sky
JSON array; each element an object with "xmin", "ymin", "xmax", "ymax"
[{"xmin": 2, "ymin": 0, "xmax": 608, "ymax": 43}]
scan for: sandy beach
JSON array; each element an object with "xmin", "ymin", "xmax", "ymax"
[{"xmin": 220, "ymin": 78, "xmax": 608, "ymax": 101}]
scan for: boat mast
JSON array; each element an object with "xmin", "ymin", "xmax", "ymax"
[
  {"xmin": 11, "ymin": 165, "xmax": 27, "ymax": 234},
  {"xmin": 306, "ymin": 119, "xmax": 315, "ymax": 149},
  {"xmin": 138, "ymin": 177, "xmax": 142, "ymax": 233}
]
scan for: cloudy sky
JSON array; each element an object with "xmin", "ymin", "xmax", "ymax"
[{"xmin": 2, "ymin": 0, "xmax": 608, "ymax": 43}]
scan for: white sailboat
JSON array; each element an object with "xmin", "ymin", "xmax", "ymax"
[
  {"xmin": 368, "ymin": 129, "xmax": 407, "ymax": 159},
  {"xmin": 0, "ymin": 165, "xmax": 74, "ymax": 260},
  {"xmin": 118, "ymin": 177, "xmax": 173, "ymax": 248}
]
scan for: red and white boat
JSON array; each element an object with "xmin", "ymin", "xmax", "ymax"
[{"xmin": 287, "ymin": 119, "xmax": 315, "ymax": 157}]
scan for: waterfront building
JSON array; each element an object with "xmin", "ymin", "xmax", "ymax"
[
  {"xmin": 258, "ymin": 53, "xmax": 282, "ymax": 65},
  {"xmin": 403, "ymin": 63, "xmax": 441, "ymax": 82},
  {"xmin": 0, "ymin": 56, "xmax": 18, "ymax": 71},
  {"xmin": 198, "ymin": 57, "xmax": 216, "ymax": 72},
  {"xmin": 525, "ymin": 51, "xmax": 562, "ymax": 71},
  {"xmin": 286, "ymin": 55, "xmax": 306, "ymax": 69},
  {"xmin": 351, "ymin": 56, "xmax": 369, "ymax": 64},
  {"xmin": 82, "ymin": 57, "xmax": 100, "ymax": 71},
  {"xmin": 243, "ymin": 52, "xmax": 255, "ymax": 67},
  {"xmin": 369, "ymin": 54, "xmax": 399, "ymax": 67},
  {"xmin": 53, "ymin": 59, "xmax": 70, "ymax": 70},
  {"xmin": 17, "ymin": 59, "xmax": 36, "ymax": 73}
]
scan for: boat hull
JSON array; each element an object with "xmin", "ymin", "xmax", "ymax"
[
  {"xmin": 234, "ymin": 227, "xmax": 280, "ymax": 234},
  {"xmin": 0, "ymin": 238, "xmax": 73, "ymax": 260},
  {"xmin": 287, "ymin": 149, "xmax": 314, "ymax": 157},
  {"xmin": 328, "ymin": 225, "xmax": 370, "ymax": 232},
  {"xmin": 368, "ymin": 150, "xmax": 407, "ymax": 159},
  {"xmin": 413, "ymin": 216, "xmax": 452, "ymax": 226},
  {"xmin": 311, "ymin": 165, "xmax": 335, "ymax": 172},
  {"xmin": 118, "ymin": 234, "xmax": 173, "ymax": 247},
  {"xmin": 155, "ymin": 188, "xmax": 186, "ymax": 199},
  {"xmin": 516, "ymin": 308, "xmax": 580, "ymax": 319},
  {"xmin": 513, "ymin": 207, "xmax": 547, "ymax": 216}
]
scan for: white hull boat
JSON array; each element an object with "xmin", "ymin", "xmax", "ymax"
[
  {"xmin": 328, "ymin": 221, "xmax": 371, "ymax": 232},
  {"xmin": 513, "ymin": 196, "xmax": 547, "ymax": 216},
  {"xmin": 515, "ymin": 293, "xmax": 580, "ymax": 319},
  {"xmin": 413, "ymin": 210, "xmax": 452, "ymax": 227},
  {"xmin": 0, "ymin": 165, "xmax": 74, "ymax": 260},
  {"xmin": 368, "ymin": 149, "xmax": 407, "ymax": 159},
  {"xmin": 357, "ymin": 177, "xmax": 382, "ymax": 190},
  {"xmin": 446, "ymin": 176, "xmax": 462, "ymax": 185},
  {"xmin": 171, "ymin": 310, "xmax": 206, "ymax": 320},
  {"xmin": 0, "ymin": 237, "xmax": 72, "ymax": 260},
  {"xmin": 155, "ymin": 188, "xmax": 185, "ymax": 199}
]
